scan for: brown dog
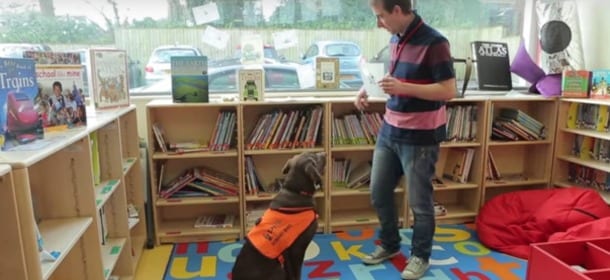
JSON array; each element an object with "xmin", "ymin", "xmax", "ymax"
[{"xmin": 232, "ymin": 151, "xmax": 326, "ymax": 280}]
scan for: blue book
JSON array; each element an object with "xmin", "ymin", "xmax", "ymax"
[
  {"xmin": 0, "ymin": 58, "xmax": 44, "ymax": 150},
  {"xmin": 170, "ymin": 56, "xmax": 208, "ymax": 103}
]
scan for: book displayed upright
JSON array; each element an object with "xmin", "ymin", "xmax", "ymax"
[
  {"xmin": 316, "ymin": 57, "xmax": 340, "ymax": 89},
  {"xmin": 170, "ymin": 56, "xmax": 209, "ymax": 103},
  {"xmin": 0, "ymin": 57, "xmax": 44, "ymax": 150},
  {"xmin": 590, "ymin": 70, "xmax": 610, "ymax": 99},
  {"xmin": 471, "ymin": 41, "xmax": 512, "ymax": 91},
  {"xmin": 238, "ymin": 67, "xmax": 264, "ymax": 101},
  {"xmin": 87, "ymin": 49, "xmax": 130, "ymax": 109},
  {"xmin": 561, "ymin": 70, "xmax": 590, "ymax": 98}
]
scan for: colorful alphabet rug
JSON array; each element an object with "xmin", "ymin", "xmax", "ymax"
[{"xmin": 164, "ymin": 224, "xmax": 527, "ymax": 279}]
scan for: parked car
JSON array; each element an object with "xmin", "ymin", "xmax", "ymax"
[
  {"xmin": 369, "ymin": 45, "xmax": 390, "ymax": 72},
  {"xmin": 301, "ymin": 40, "xmax": 364, "ymax": 88},
  {"xmin": 144, "ymin": 45, "xmax": 204, "ymax": 85}
]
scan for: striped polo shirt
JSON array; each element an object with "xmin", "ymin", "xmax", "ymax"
[{"xmin": 380, "ymin": 13, "xmax": 455, "ymax": 145}]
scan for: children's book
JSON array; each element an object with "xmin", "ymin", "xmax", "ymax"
[
  {"xmin": 88, "ymin": 49, "xmax": 130, "ymax": 109},
  {"xmin": 316, "ymin": 57, "xmax": 339, "ymax": 89},
  {"xmin": 238, "ymin": 67, "xmax": 264, "ymax": 101},
  {"xmin": 590, "ymin": 70, "xmax": 610, "ymax": 99},
  {"xmin": 471, "ymin": 41, "xmax": 512, "ymax": 91},
  {"xmin": 0, "ymin": 57, "xmax": 44, "ymax": 150},
  {"xmin": 170, "ymin": 56, "xmax": 209, "ymax": 103},
  {"xmin": 561, "ymin": 70, "xmax": 590, "ymax": 98},
  {"xmin": 34, "ymin": 65, "xmax": 87, "ymax": 132}
]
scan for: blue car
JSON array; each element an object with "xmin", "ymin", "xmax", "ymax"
[{"xmin": 301, "ymin": 40, "xmax": 363, "ymax": 89}]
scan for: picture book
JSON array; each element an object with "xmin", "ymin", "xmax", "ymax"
[
  {"xmin": 240, "ymin": 34, "xmax": 264, "ymax": 65},
  {"xmin": 170, "ymin": 56, "xmax": 209, "ymax": 103},
  {"xmin": 561, "ymin": 70, "xmax": 590, "ymax": 98},
  {"xmin": 88, "ymin": 49, "xmax": 129, "ymax": 109},
  {"xmin": 0, "ymin": 57, "xmax": 44, "ymax": 151},
  {"xmin": 238, "ymin": 67, "xmax": 264, "ymax": 101},
  {"xmin": 590, "ymin": 70, "xmax": 610, "ymax": 99},
  {"xmin": 316, "ymin": 57, "xmax": 339, "ymax": 89},
  {"xmin": 34, "ymin": 64, "xmax": 87, "ymax": 132},
  {"xmin": 471, "ymin": 41, "xmax": 512, "ymax": 91}
]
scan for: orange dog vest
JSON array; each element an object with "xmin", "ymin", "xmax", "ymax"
[{"xmin": 247, "ymin": 208, "xmax": 317, "ymax": 260}]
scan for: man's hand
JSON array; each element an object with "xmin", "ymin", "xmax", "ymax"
[
  {"xmin": 354, "ymin": 87, "xmax": 369, "ymax": 111},
  {"xmin": 378, "ymin": 74, "xmax": 404, "ymax": 95}
]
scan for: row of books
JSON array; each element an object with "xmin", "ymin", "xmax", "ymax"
[
  {"xmin": 158, "ymin": 166, "xmax": 238, "ymax": 198},
  {"xmin": 567, "ymin": 163, "xmax": 610, "ymax": 192},
  {"xmin": 244, "ymin": 156, "xmax": 281, "ymax": 195},
  {"xmin": 245, "ymin": 106, "xmax": 323, "ymax": 150},
  {"xmin": 566, "ymin": 102, "xmax": 609, "ymax": 132},
  {"xmin": 245, "ymin": 204, "xmax": 267, "ymax": 229},
  {"xmin": 561, "ymin": 69, "xmax": 610, "ymax": 99},
  {"xmin": 194, "ymin": 214, "xmax": 236, "ymax": 228},
  {"xmin": 332, "ymin": 159, "xmax": 371, "ymax": 189},
  {"xmin": 572, "ymin": 135, "xmax": 610, "ymax": 163},
  {"xmin": 151, "ymin": 110, "xmax": 237, "ymax": 153},
  {"xmin": 331, "ymin": 111, "xmax": 382, "ymax": 146},
  {"xmin": 491, "ymin": 108, "xmax": 545, "ymax": 141},
  {"xmin": 446, "ymin": 104, "xmax": 478, "ymax": 142},
  {"xmin": 442, "ymin": 148, "xmax": 475, "ymax": 184},
  {"xmin": 486, "ymin": 150, "xmax": 501, "ymax": 181}
]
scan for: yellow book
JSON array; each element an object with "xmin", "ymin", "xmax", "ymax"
[
  {"xmin": 566, "ymin": 102, "xmax": 579, "ymax": 129},
  {"xmin": 597, "ymin": 105, "xmax": 609, "ymax": 132}
]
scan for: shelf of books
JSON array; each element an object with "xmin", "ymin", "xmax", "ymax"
[
  {"xmin": 552, "ymin": 98, "xmax": 610, "ymax": 204},
  {"xmin": 146, "ymin": 100, "xmax": 242, "ymax": 244},
  {"xmin": 425, "ymin": 98, "xmax": 488, "ymax": 225},
  {"xmin": 0, "ymin": 164, "xmax": 28, "ymax": 280},
  {"xmin": 482, "ymin": 97, "xmax": 558, "ymax": 204}
]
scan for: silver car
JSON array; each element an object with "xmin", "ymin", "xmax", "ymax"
[{"xmin": 144, "ymin": 45, "xmax": 204, "ymax": 85}]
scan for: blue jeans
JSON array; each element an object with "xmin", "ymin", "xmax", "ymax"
[{"xmin": 370, "ymin": 133, "xmax": 438, "ymax": 261}]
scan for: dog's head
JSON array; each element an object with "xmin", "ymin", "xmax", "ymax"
[{"xmin": 281, "ymin": 151, "xmax": 326, "ymax": 193}]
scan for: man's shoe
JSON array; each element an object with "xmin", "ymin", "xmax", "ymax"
[
  {"xmin": 362, "ymin": 245, "xmax": 400, "ymax": 265},
  {"xmin": 401, "ymin": 256, "xmax": 429, "ymax": 279}
]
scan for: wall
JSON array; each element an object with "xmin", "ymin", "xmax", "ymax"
[{"xmin": 577, "ymin": 0, "xmax": 610, "ymax": 69}]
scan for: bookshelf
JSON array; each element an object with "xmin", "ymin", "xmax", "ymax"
[
  {"xmin": 552, "ymin": 98, "xmax": 610, "ymax": 204},
  {"xmin": 0, "ymin": 164, "xmax": 28, "ymax": 280},
  {"xmin": 0, "ymin": 106, "xmax": 146, "ymax": 279},
  {"xmin": 482, "ymin": 97, "xmax": 558, "ymax": 205},
  {"xmin": 145, "ymin": 95, "xmax": 559, "ymax": 243}
]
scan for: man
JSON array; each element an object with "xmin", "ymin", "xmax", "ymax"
[{"xmin": 355, "ymin": 0, "xmax": 456, "ymax": 279}]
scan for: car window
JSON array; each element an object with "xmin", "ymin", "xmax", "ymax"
[
  {"xmin": 304, "ymin": 45, "xmax": 318, "ymax": 59},
  {"xmin": 209, "ymin": 69, "xmax": 236, "ymax": 91},
  {"xmin": 265, "ymin": 68, "xmax": 299, "ymax": 89},
  {"xmin": 326, "ymin": 44, "xmax": 360, "ymax": 57},
  {"xmin": 151, "ymin": 49, "xmax": 199, "ymax": 63}
]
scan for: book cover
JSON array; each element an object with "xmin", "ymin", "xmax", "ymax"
[
  {"xmin": 170, "ymin": 56, "xmax": 209, "ymax": 103},
  {"xmin": 316, "ymin": 57, "xmax": 339, "ymax": 89},
  {"xmin": 240, "ymin": 34, "xmax": 264, "ymax": 65},
  {"xmin": 238, "ymin": 68, "xmax": 264, "ymax": 101},
  {"xmin": 0, "ymin": 57, "xmax": 44, "ymax": 150},
  {"xmin": 590, "ymin": 70, "xmax": 610, "ymax": 99},
  {"xmin": 35, "ymin": 64, "xmax": 87, "ymax": 132},
  {"xmin": 88, "ymin": 49, "xmax": 130, "ymax": 109},
  {"xmin": 471, "ymin": 41, "xmax": 512, "ymax": 91},
  {"xmin": 561, "ymin": 70, "xmax": 590, "ymax": 98}
]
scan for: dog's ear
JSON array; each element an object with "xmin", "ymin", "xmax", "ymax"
[
  {"xmin": 304, "ymin": 157, "xmax": 323, "ymax": 184},
  {"xmin": 281, "ymin": 157, "xmax": 293, "ymax": 174}
]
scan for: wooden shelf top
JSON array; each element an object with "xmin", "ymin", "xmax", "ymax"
[
  {"xmin": 39, "ymin": 217, "xmax": 92, "ymax": 280},
  {"xmin": 433, "ymin": 181, "xmax": 479, "ymax": 190},
  {"xmin": 156, "ymin": 196, "xmax": 240, "ymax": 206},
  {"xmin": 157, "ymin": 219, "xmax": 241, "ymax": 238},
  {"xmin": 488, "ymin": 140, "xmax": 552, "ymax": 146},
  {"xmin": 331, "ymin": 145, "xmax": 375, "ymax": 152},
  {"xmin": 330, "ymin": 187, "xmax": 404, "ymax": 196},
  {"xmin": 95, "ymin": 179, "xmax": 122, "ymax": 210},
  {"xmin": 561, "ymin": 98, "xmax": 610, "ymax": 106},
  {"xmin": 0, "ymin": 164, "xmax": 11, "ymax": 177},
  {"xmin": 101, "ymin": 238, "xmax": 126, "ymax": 279},
  {"xmin": 245, "ymin": 191, "xmax": 324, "ymax": 201},
  {"xmin": 146, "ymin": 99, "xmax": 240, "ymax": 107},
  {"xmin": 557, "ymin": 155, "xmax": 610, "ymax": 173},
  {"xmin": 484, "ymin": 178, "xmax": 548, "ymax": 188},
  {"xmin": 244, "ymin": 147, "xmax": 324, "ymax": 155},
  {"xmin": 152, "ymin": 149, "xmax": 238, "ymax": 159},
  {"xmin": 561, "ymin": 128, "xmax": 610, "ymax": 141},
  {"xmin": 0, "ymin": 105, "xmax": 135, "ymax": 168}
]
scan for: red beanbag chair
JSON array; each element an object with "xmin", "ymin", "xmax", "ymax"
[
  {"xmin": 476, "ymin": 187, "xmax": 610, "ymax": 259},
  {"xmin": 548, "ymin": 216, "xmax": 610, "ymax": 242}
]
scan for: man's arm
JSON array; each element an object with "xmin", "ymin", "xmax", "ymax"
[{"xmin": 398, "ymin": 78, "xmax": 456, "ymax": 101}]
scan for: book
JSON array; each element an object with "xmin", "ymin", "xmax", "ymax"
[
  {"xmin": 238, "ymin": 67, "xmax": 264, "ymax": 101},
  {"xmin": 561, "ymin": 70, "xmax": 590, "ymax": 98},
  {"xmin": 87, "ymin": 49, "xmax": 130, "ymax": 109},
  {"xmin": 34, "ymin": 64, "xmax": 87, "ymax": 132},
  {"xmin": 170, "ymin": 56, "xmax": 209, "ymax": 103},
  {"xmin": 471, "ymin": 41, "xmax": 512, "ymax": 91},
  {"xmin": 0, "ymin": 57, "xmax": 44, "ymax": 150},
  {"xmin": 240, "ymin": 34, "xmax": 265, "ymax": 65},
  {"xmin": 590, "ymin": 70, "xmax": 610, "ymax": 99},
  {"xmin": 316, "ymin": 57, "xmax": 340, "ymax": 89}
]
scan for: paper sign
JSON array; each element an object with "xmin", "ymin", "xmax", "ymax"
[
  {"xmin": 272, "ymin": 30, "xmax": 298, "ymax": 50},
  {"xmin": 192, "ymin": 2, "xmax": 220, "ymax": 25},
  {"xmin": 240, "ymin": 34, "xmax": 264, "ymax": 65},
  {"xmin": 202, "ymin": 25, "xmax": 229, "ymax": 50}
]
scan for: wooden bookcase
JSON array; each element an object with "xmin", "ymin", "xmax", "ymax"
[
  {"xmin": 482, "ymin": 97, "xmax": 558, "ymax": 204},
  {"xmin": 0, "ymin": 164, "xmax": 28, "ymax": 280},
  {"xmin": 0, "ymin": 106, "xmax": 145, "ymax": 280},
  {"xmin": 552, "ymin": 98, "xmax": 610, "ymax": 204},
  {"xmin": 145, "ymin": 96, "xmax": 559, "ymax": 243}
]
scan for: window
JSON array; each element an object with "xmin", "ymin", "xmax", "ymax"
[{"xmin": 0, "ymin": 0, "xmax": 527, "ymax": 97}]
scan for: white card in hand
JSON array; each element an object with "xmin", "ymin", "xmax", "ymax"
[{"xmin": 361, "ymin": 62, "xmax": 387, "ymax": 98}]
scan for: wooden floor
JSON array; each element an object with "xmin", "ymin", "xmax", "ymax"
[{"xmin": 135, "ymin": 245, "xmax": 173, "ymax": 280}]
